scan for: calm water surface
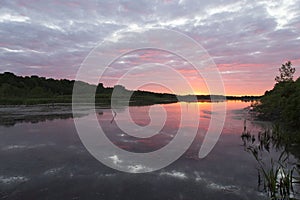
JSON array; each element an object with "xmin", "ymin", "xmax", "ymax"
[{"xmin": 0, "ymin": 101, "xmax": 280, "ymax": 199}]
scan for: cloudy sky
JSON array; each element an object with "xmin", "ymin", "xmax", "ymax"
[{"xmin": 1, "ymin": 0, "xmax": 300, "ymax": 95}]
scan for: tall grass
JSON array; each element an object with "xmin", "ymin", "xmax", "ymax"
[{"xmin": 242, "ymin": 126, "xmax": 299, "ymax": 199}]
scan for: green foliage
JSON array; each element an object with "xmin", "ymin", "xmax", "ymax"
[
  {"xmin": 257, "ymin": 77, "xmax": 300, "ymax": 131},
  {"xmin": 255, "ymin": 61, "xmax": 300, "ymax": 160},
  {"xmin": 0, "ymin": 72, "xmax": 75, "ymax": 98},
  {"xmin": 0, "ymin": 72, "xmax": 178, "ymax": 105},
  {"xmin": 256, "ymin": 61, "xmax": 299, "ymax": 132}
]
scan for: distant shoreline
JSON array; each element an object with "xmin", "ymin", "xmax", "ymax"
[
  {"xmin": 0, "ymin": 100, "xmax": 251, "ymax": 127},
  {"xmin": 0, "ymin": 72, "xmax": 261, "ymax": 106},
  {"xmin": 0, "ymin": 97, "xmax": 260, "ymax": 106}
]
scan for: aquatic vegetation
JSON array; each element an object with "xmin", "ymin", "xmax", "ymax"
[
  {"xmin": 248, "ymin": 146, "xmax": 298, "ymax": 199},
  {"xmin": 242, "ymin": 127, "xmax": 300, "ymax": 199}
]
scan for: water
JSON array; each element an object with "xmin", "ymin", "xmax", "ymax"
[{"xmin": 0, "ymin": 101, "xmax": 286, "ymax": 199}]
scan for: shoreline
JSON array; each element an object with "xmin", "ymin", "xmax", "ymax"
[{"xmin": 0, "ymin": 100, "xmax": 250, "ymax": 127}]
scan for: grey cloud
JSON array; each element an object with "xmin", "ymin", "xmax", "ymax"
[{"xmin": 0, "ymin": 0, "xmax": 299, "ymax": 89}]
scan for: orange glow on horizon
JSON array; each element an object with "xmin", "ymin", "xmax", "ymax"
[{"xmin": 137, "ymin": 79, "xmax": 266, "ymax": 96}]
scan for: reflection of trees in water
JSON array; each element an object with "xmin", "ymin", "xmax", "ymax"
[
  {"xmin": 0, "ymin": 105, "xmax": 92, "ymax": 127},
  {"xmin": 0, "ymin": 113, "xmax": 88, "ymax": 127},
  {"xmin": 241, "ymin": 123, "xmax": 300, "ymax": 199}
]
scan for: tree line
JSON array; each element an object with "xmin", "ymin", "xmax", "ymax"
[
  {"xmin": 256, "ymin": 61, "xmax": 299, "ymax": 133},
  {"xmin": 0, "ymin": 72, "xmax": 177, "ymax": 105}
]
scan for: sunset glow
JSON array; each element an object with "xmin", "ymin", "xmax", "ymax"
[{"xmin": 1, "ymin": 0, "xmax": 300, "ymax": 96}]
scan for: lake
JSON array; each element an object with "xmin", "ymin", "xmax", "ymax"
[{"xmin": 0, "ymin": 101, "xmax": 297, "ymax": 199}]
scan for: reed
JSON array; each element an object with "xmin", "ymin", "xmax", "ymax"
[{"xmin": 242, "ymin": 126, "xmax": 299, "ymax": 199}]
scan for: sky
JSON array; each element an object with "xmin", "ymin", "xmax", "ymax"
[{"xmin": 0, "ymin": 0, "xmax": 300, "ymax": 96}]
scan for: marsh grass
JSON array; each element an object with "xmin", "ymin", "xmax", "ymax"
[{"xmin": 242, "ymin": 126, "xmax": 300, "ymax": 199}]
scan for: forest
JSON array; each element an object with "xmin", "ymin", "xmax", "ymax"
[
  {"xmin": 0, "ymin": 72, "xmax": 261, "ymax": 105},
  {"xmin": 0, "ymin": 72, "xmax": 177, "ymax": 105},
  {"xmin": 255, "ymin": 61, "xmax": 300, "ymax": 145}
]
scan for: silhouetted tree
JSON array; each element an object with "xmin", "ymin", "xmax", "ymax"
[
  {"xmin": 275, "ymin": 61, "xmax": 296, "ymax": 83},
  {"xmin": 257, "ymin": 60, "xmax": 300, "ymax": 131}
]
